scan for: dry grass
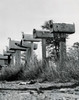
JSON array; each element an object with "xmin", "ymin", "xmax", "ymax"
[
  {"xmin": 0, "ymin": 65, "xmax": 23, "ymax": 81},
  {"xmin": 0, "ymin": 54, "xmax": 79, "ymax": 82}
]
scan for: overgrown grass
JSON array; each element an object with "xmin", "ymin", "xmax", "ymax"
[
  {"xmin": 0, "ymin": 55, "xmax": 79, "ymax": 82},
  {"xmin": 0, "ymin": 65, "xmax": 23, "ymax": 81}
]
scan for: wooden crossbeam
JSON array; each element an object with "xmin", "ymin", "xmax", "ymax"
[
  {"xmin": 22, "ymin": 33, "xmax": 41, "ymax": 42},
  {"xmin": 3, "ymin": 50, "xmax": 11, "ymax": 56},
  {"xmin": 33, "ymin": 29, "xmax": 54, "ymax": 38},
  {"xmin": 0, "ymin": 54, "xmax": 8, "ymax": 60},
  {"xmin": 7, "ymin": 50, "xmax": 15, "ymax": 53},
  {"xmin": 3, "ymin": 52, "xmax": 11, "ymax": 56},
  {"xmin": 6, "ymin": 46, "xmax": 15, "ymax": 53}
]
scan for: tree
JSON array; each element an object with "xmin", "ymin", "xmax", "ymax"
[
  {"xmin": 41, "ymin": 20, "xmax": 60, "ymax": 61},
  {"xmin": 67, "ymin": 42, "xmax": 79, "ymax": 61}
]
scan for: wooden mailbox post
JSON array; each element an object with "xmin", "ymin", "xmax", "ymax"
[
  {"xmin": 50, "ymin": 23, "xmax": 75, "ymax": 71},
  {"xmin": 3, "ymin": 49, "xmax": 12, "ymax": 65},
  {"xmin": 22, "ymin": 33, "xmax": 40, "ymax": 60},
  {"xmin": 6, "ymin": 46, "xmax": 15, "ymax": 65},
  {"xmin": 9, "ymin": 39, "xmax": 26, "ymax": 67},
  {"xmin": 33, "ymin": 22, "xmax": 75, "ymax": 70},
  {"xmin": 33, "ymin": 29, "xmax": 54, "ymax": 65},
  {"xmin": 0, "ymin": 54, "xmax": 8, "ymax": 67},
  {"xmin": 15, "ymin": 40, "xmax": 38, "ymax": 64},
  {"xmin": 9, "ymin": 38, "xmax": 38, "ymax": 66}
]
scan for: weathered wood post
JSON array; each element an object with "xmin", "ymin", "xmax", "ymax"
[
  {"xmin": 33, "ymin": 29, "xmax": 54, "ymax": 66},
  {"xmin": 33, "ymin": 22, "xmax": 75, "ymax": 72},
  {"xmin": 0, "ymin": 54, "xmax": 8, "ymax": 67},
  {"xmin": 3, "ymin": 49, "xmax": 11, "ymax": 65},
  {"xmin": 22, "ymin": 33, "xmax": 40, "ymax": 61},
  {"xmin": 6, "ymin": 46, "xmax": 15, "ymax": 66},
  {"xmin": 15, "ymin": 40, "xmax": 38, "ymax": 65},
  {"xmin": 52, "ymin": 23, "xmax": 75, "ymax": 71},
  {"xmin": 42, "ymin": 39, "xmax": 46, "ymax": 63},
  {"xmin": 9, "ymin": 39, "xmax": 26, "ymax": 67},
  {"xmin": 59, "ymin": 33, "xmax": 66, "ymax": 71},
  {"xmin": 14, "ymin": 50, "xmax": 21, "ymax": 67}
]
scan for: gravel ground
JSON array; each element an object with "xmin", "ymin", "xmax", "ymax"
[{"xmin": 0, "ymin": 81, "xmax": 79, "ymax": 100}]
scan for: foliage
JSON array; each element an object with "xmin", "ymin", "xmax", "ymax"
[
  {"xmin": 0, "ymin": 65, "xmax": 23, "ymax": 81},
  {"xmin": 67, "ymin": 42, "xmax": 79, "ymax": 60},
  {"xmin": 1, "ymin": 42, "xmax": 79, "ymax": 82}
]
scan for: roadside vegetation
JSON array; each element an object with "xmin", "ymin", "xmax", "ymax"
[{"xmin": 0, "ymin": 42, "xmax": 79, "ymax": 83}]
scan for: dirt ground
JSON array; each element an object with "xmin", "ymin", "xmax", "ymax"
[{"xmin": 0, "ymin": 81, "xmax": 79, "ymax": 100}]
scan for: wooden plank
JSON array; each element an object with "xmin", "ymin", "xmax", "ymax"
[
  {"xmin": 59, "ymin": 40, "xmax": 66, "ymax": 71},
  {"xmin": 22, "ymin": 33, "xmax": 41, "ymax": 42},
  {"xmin": 4, "ymin": 53, "xmax": 11, "ymax": 56},
  {"xmin": 9, "ymin": 40, "xmax": 26, "ymax": 51},
  {"xmin": 33, "ymin": 29, "xmax": 54, "ymax": 38},
  {"xmin": 6, "ymin": 46, "xmax": 15, "ymax": 54},
  {"xmin": 10, "ymin": 53, "xmax": 15, "ymax": 65},
  {"xmin": 3, "ymin": 50, "xmax": 11, "ymax": 56},
  {"xmin": 22, "ymin": 41, "xmax": 37, "ymax": 50},
  {"xmin": 0, "ymin": 54, "xmax": 8, "ymax": 60},
  {"xmin": 30, "ymin": 42, "xmax": 33, "ymax": 59},
  {"xmin": 52, "ymin": 23, "xmax": 75, "ymax": 34},
  {"xmin": 42, "ymin": 39, "xmax": 46, "ymax": 63},
  {"xmin": 7, "ymin": 50, "xmax": 15, "ymax": 53},
  {"xmin": 25, "ymin": 48, "xmax": 31, "ymax": 63},
  {"xmin": 15, "ymin": 41, "xmax": 37, "ymax": 50},
  {"xmin": 15, "ymin": 50, "xmax": 21, "ymax": 66}
]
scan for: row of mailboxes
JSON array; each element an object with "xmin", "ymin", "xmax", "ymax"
[
  {"xmin": 0, "ymin": 34, "xmax": 40, "ymax": 67},
  {"xmin": 0, "ymin": 22, "xmax": 75, "ymax": 69}
]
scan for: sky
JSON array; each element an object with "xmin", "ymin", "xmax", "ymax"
[{"xmin": 0, "ymin": 0, "xmax": 79, "ymax": 58}]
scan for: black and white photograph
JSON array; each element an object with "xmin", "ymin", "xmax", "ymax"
[{"xmin": 0, "ymin": 0, "xmax": 79, "ymax": 99}]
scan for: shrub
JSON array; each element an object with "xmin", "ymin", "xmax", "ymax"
[{"xmin": 0, "ymin": 65, "xmax": 23, "ymax": 81}]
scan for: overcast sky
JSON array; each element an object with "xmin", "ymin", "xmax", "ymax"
[{"xmin": 0, "ymin": 0, "xmax": 79, "ymax": 58}]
